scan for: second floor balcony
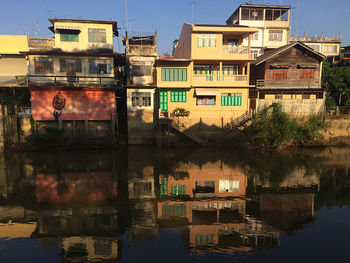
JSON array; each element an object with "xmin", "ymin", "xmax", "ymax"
[{"xmin": 222, "ymin": 46, "xmax": 249, "ymax": 55}]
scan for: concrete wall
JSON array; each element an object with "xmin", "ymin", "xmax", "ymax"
[
  {"xmin": 53, "ymin": 21, "xmax": 114, "ymax": 52},
  {"xmin": 0, "ymin": 35, "xmax": 28, "ymax": 54},
  {"xmin": 257, "ymin": 97, "xmax": 325, "ymax": 115},
  {"xmin": 0, "ymin": 57, "xmax": 27, "ymax": 77}
]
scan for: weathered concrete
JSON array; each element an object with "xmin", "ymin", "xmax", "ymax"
[{"xmin": 258, "ymin": 98, "xmax": 325, "ymax": 116}]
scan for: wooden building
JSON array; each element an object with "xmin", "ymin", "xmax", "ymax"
[{"xmin": 250, "ymin": 42, "xmax": 326, "ymax": 115}]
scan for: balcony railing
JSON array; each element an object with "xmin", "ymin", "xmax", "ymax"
[
  {"xmin": 290, "ymin": 36, "xmax": 341, "ymax": 43},
  {"xmin": 28, "ymin": 75, "xmax": 118, "ymax": 87},
  {"xmin": 222, "ymin": 47, "xmax": 249, "ymax": 55},
  {"xmin": 193, "ymin": 74, "xmax": 247, "ymax": 82},
  {"xmin": 28, "ymin": 38, "xmax": 55, "ymax": 49}
]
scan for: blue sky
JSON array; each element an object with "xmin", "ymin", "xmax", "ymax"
[{"xmin": 0, "ymin": 0, "xmax": 348, "ymax": 54}]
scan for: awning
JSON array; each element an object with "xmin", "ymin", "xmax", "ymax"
[
  {"xmin": 55, "ymin": 25, "xmax": 81, "ymax": 31},
  {"xmin": 195, "ymin": 88, "xmax": 220, "ymax": 96}
]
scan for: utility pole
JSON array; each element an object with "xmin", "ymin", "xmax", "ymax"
[
  {"xmin": 190, "ymin": 0, "xmax": 196, "ymax": 24},
  {"xmin": 125, "ymin": 0, "xmax": 128, "ymax": 31}
]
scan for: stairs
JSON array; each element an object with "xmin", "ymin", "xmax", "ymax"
[{"xmin": 170, "ymin": 117, "xmax": 207, "ymax": 146}]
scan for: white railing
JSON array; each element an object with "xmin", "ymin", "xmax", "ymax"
[
  {"xmin": 222, "ymin": 47, "xmax": 249, "ymax": 55},
  {"xmin": 290, "ymin": 36, "xmax": 341, "ymax": 43},
  {"xmin": 193, "ymin": 74, "xmax": 247, "ymax": 82}
]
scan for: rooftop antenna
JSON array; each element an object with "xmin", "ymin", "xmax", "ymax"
[
  {"xmin": 190, "ymin": 0, "xmax": 196, "ymax": 24},
  {"xmin": 125, "ymin": 0, "xmax": 128, "ymax": 31},
  {"xmin": 34, "ymin": 16, "xmax": 39, "ymax": 38}
]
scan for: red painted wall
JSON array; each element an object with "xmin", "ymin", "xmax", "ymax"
[{"xmin": 31, "ymin": 88, "xmax": 116, "ymax": 121}]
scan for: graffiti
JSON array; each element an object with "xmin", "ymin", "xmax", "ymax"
[{"xmin": 52, "ymin": 91, "xmax": 66, "ymax": 120}]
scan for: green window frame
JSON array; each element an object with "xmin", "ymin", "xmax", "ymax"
[
  {"xmin": 60, "ymin": 32, "xmax": 79, "ymax": 42},
  {"xmin": 160, "ymin": 177, "xmax": 168, "ymax": 195},
  {"xmin": 170, "ymin": 185, "xmax": 186, "ymax": 196},
  {"xmin": 159, "ymin": 91, "xmax": 168, "ymax": 111},
  {"xmin": 161, "ymin": 68, "xmax": 187, "ymax": 81},
  {"xmin": 221, "ymin": 93, "xmax": 242, "ymax": 106},
  {"xmin": 197, "ymin": 34, "xmax": 216, "ymax": 48},
  {"xmin": 88, "ymin": 28, "xmax": 106, "ymax": 43},
  {"xmin": 170, "ymin": 91, "xmax": 186, "ymax": 102}
]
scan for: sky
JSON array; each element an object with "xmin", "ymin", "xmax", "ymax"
[{"xmin": 0, "ymin": 0, "xmax": 349, "ymax": 55}]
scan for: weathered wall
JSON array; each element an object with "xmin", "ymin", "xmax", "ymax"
[
  {"xmin": 31, "ymin": 88, "xmax": 116, "ymax": 121},
  {"xmin": 258, "ymin": 98, "xmax": 325, "ymax": 115},
  {"xmin": 323, "ymin": 117, "xmax": 350, "ymax": 144}
]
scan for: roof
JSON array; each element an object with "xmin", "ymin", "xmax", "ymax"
[
  {"xmin": 194, "ymin": 24, "xmax": 249, "ymax": 28},
  {"xmin": 253, "ymin": 42, "xmax": 326, "ymax": 66},
  {"xmin": 21, "ymin": 49, "xmax": 114, "ymax": 57},
  {"xmin": 48, "ymin": 18, "xmax": 118, "ymax": 36},
  {"xmin": 157, "ymin": 56, "xmax": 191, "ymax": 62}
]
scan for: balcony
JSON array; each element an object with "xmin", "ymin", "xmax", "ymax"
[
  {"xmin": 192, "ymin": 74, "xmax": 248, "ymax": 87},
  {"xmin": 290, "ymin": 35, "xmax": 341, "ymax": 43},
  {"xmin": 28, "ymin": 75, "xmax": 118, "ymax": 88},
  {"xmin": 28, "ymin": 38, "xmax": 55, "ymax": 49},
  {"xmin": 222, "ymin": 47, "xmax": 248, "ymax": 55}
]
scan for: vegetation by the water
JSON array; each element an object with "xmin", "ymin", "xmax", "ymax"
[{"xmin": 225, "ymin": 103, "xmax": 326, "ymax": 148}]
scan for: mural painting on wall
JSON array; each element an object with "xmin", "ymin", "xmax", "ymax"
[
  {"xmin": 52, "ymin": 91, "xmax": 66, "ymax": 120},
  {"xmin": 30, "ymin": 88, "xmax": 116, "ymax": 121}
]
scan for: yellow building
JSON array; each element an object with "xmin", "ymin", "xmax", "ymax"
[{"xmin": 156, "ymin": 23, "xmax": 257, "ymax": 142}]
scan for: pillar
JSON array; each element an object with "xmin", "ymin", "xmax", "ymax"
[{"xmin": 0, "ymin": 105, "xmax": 4, "ymax": 152}]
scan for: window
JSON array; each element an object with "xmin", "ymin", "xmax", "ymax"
[
  {"xmin": 250, "ymin": 49, "xmax": 260, "ymax": 59},
  {"xmin": 170, "ymin": 91, "xmax": 186, "ymax": 102},
  {"xmin": 197, "ymin": 34, "xmax": 216, "ymax": 48},
  {"xmin": 252, "ymin": 32, "xmax": 259, "ymax": 41},
  {"xmin": 132, "ymin": 64, "xmax": 152, "ymax": 76},
  {"xmin": 162, "ymin": 204, "xmax": 186, "ymax": 217},
  {"xmin": 219, "ymin": 180, "xmax": 239, "ymax": 193},
  {"xmin": 34, "ymin": 57, "xmax": 53, "ymax": 74},
  {"xmin": 170, "ymin": 185, "xmax": 186, "ymax": 196},
  {"xmin": 275, "ymin": 94, "xmax": 283, "ymax": 99},
  {"xmin": 161, "ymin": 68, "xmax": 187, "ymax": 81},
  {"xmin": 89, "ymin": 59, "xmax": 112, "ymax": 74},
  {"xmin": 306, "ymin": 44, "xmax": 322, "ymax": 53},
  {"xmin": 159, "ymin": 91, "xmax": 168, "ymax": 111},
  {"xmin": 241, "ymin": 7, "xmax": 263, "ymax": 20},
  {"xmin": 196, "ymin": 234, "xmax": 214, "ymax": 246},
  {"xmin": 195, "ymin": 181, "xmax": 215, "ymax": 193},
  {"xmin": 323, "ymin": 45, "xmax": 338, "ymax": 54},
  {"xmin": 59, "ymin": 58, "xmax": 82, "ymax": 73},
  {"xmin": 300, "ymin": 69, "xmax": 315, "ymax": 79},
  {"xmin": 265, "ymin": 9, "xmax": 288, "ymax": 21},
  {"xmin": 269, "ymin": 30, "xmax": 283, "ymax": 41},
  {"xmin": 273, "ymin": 69, "xmax": 287, "ymax": 80},
  {"xmin": 221, "ymin": 93, "xmax": 242, "ymax": 106},
  {"xmin": 302, "ymin": 94, "xmax": 311, "ymax": 99},
  {"xmin": 88, "ymin": 28, "xmax": 106, "ymax": 43},
  {"xmin": 132, "ymin": 92, "xmax": 151, "ymax": 107},
  {"xmin": 60, "ymin": 31, "xmax": 79, "ymax": 42},
  {"xmin": 197, "ymin": 96, "xmax": 216, "ymax": 106}
]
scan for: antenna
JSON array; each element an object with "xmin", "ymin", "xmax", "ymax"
[
  {"xmin": 34, "ymin": 16, "xmax": 39, "ymax": 38},
  {"xmin": 125, "ymin": 0, "xmax": 128, "ymax": 31},
  {"xmin": 190, "ymin": 0, "xmax": 196, "ymax": 24}
]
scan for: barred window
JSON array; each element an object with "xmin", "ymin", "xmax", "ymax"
[
  {"xmin": 273, "ymin": 69, "xmax": 287, "ymax": 80},
  {"xmin": 89, "ymin": 59, "xmax": 112, "ymax": 74},
  {"xmin": 197, "ymin": 34, "xmax": 216, "ymax": 48},
  {"xmin": 132, "ymin": 92, "xmax": 151, "ymax": 107},
  {"xmin": 132, "ymin": 65, "xmax": 152, "ymax": 76},
  {"xmin": 300, "ymin": 69, "xmax": 315, "ymax": 79},
  {"xmin": 60, "ymin": 58, "xmax": 82, "ymax": 73}
]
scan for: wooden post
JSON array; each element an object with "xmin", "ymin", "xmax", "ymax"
[
  {"xmin": 221, "ymin": 117, "xmax": 224, "ymax": 128},
  {"xmin": 199, "ymin": 117, "xmax": 202, "ymax": 132},
  {"xmin": 0, "ymin": 105, "xmax": 4, "ymax": 152}
]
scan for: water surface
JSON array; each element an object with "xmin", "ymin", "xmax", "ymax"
[{"xmin": 0, "ymin": 147, "xmax": 349, "ymax": 262}]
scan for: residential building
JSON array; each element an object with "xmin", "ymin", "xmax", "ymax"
[
  {"xmin": 23, "ymin": 19, "xmax": 119, "ymax": 137},
  {"xmin": 124, "ymin": 31, "xmax": 158, "ymax": 144},
  {"xmin": 290, "ymin": 33, "xmax": 341, "ymax": 62},
  {"xmin": 0, "ymin": 35, "xmax": 30, "ymax": 110},
  {"xmin": 226, "ymin": 4, "xmax": 291, "ymax": 58},
  {"xmin": 250, "ymin": 42, "xmax": 326, "ymax": 115},
  {"xmin": 156, "ymin": 23, "xmax": 257, "ymax": 144}
]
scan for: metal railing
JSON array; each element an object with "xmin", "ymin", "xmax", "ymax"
[
  {"xmin": 256, "ymin": 79, "xmax": 265, "ymax": 88},
  {"xmin": 290, "ymin": 36, "xmax": 341, "ymax": 43},
  {"xmin": 193, "ymin": 74, "xmax": 247, "ymax": 82},
  {"xmin": 222, "ymin": 47, "xmax": 249, "ymax": 55},
  {"xmin": 28, "ymin": 75, "xmax": 117, "ymax": 87},
  {"xmin": 28, "ymin": 38, "xmax": 55, "ymax": 48}
]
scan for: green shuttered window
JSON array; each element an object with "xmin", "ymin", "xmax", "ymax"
[
  {"xmin": 221, "ymin": 93, "xmax": 242, "ymax": 106},
  {"xmin": 159, "ymin": 91, "xmax": 168, "ymax": 111},
  {"xmin": 60, "ymin": 33, "xmax": 79, "ymax": 42},
  {"xmin": 170, "ymin": 91, "xmax": 186, "ymax": 102},
  {"xmin": 161, "ymin": 68, "xmax": 187, "ymax": 81},
  {"xmin": 170, "ymin": 185, "xmax": 186, "ymax": 196}
]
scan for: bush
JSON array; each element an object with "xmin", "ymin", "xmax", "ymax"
[
  {"xmin": 325, "ymin": 95, "xmax": 337, "ymax": 111},
  {"xmin": 241, "ymin": 103, "xmax": 325, "ymax": 148}
]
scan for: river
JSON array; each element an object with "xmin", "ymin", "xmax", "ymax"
[{"xmin": 0, "ymin": 146, "xmax": 349, "ymax": 263}]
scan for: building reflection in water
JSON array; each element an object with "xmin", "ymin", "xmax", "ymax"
[{"xmin": 2, "ymin": 147, "xmax": 344, "ymax": 261}]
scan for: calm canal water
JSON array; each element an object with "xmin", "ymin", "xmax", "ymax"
[{"xmin": 0, "ymin": 146, "xmax": 349, "ymax": 263}]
